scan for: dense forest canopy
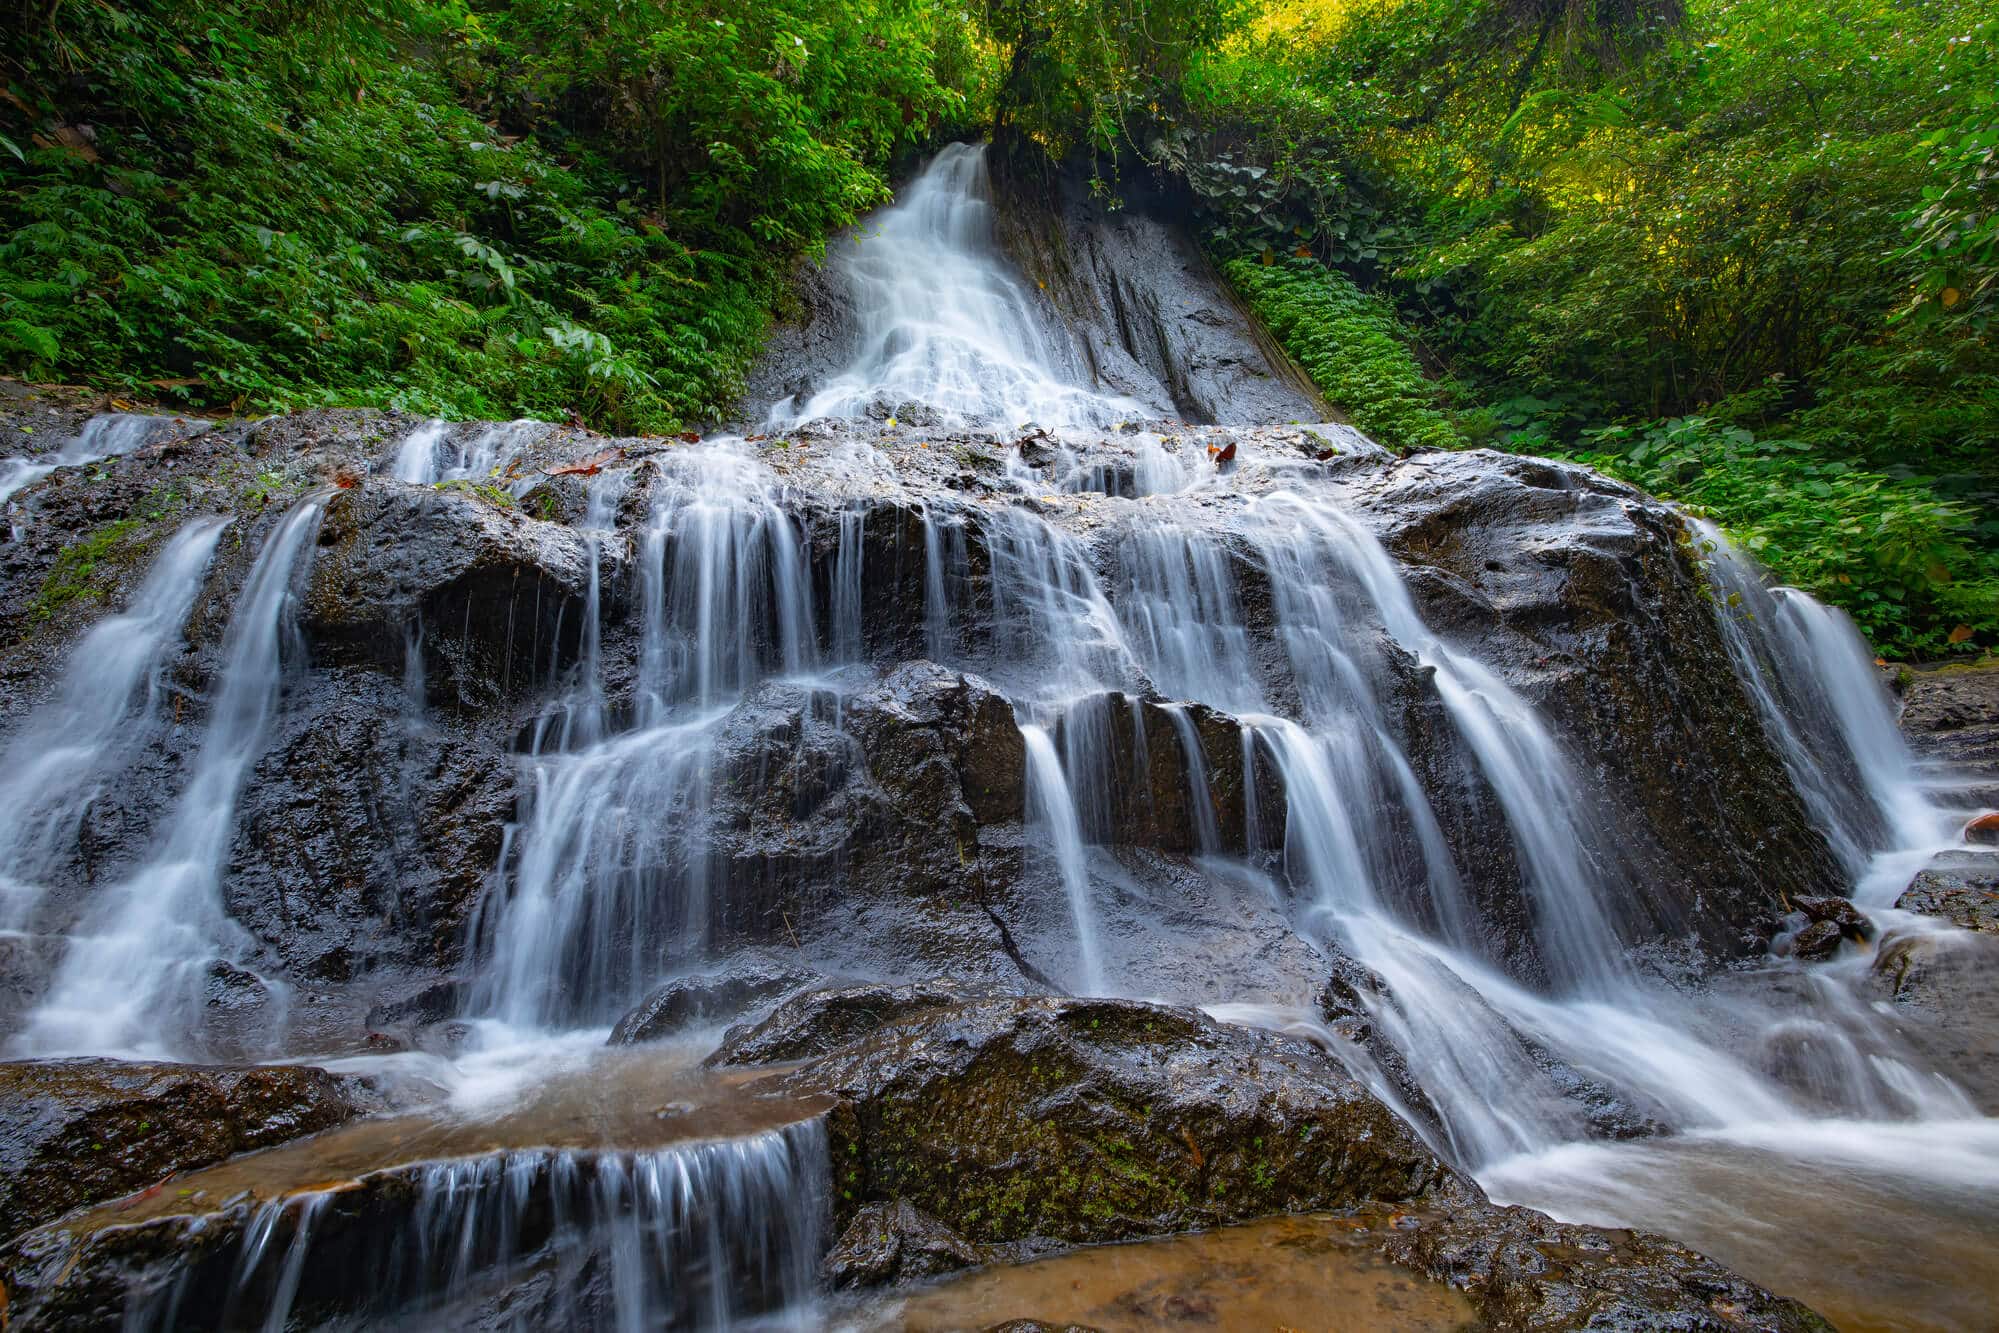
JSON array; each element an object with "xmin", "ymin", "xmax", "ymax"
[{"xmin": 1, "ymin": 0, "xmax": 1993, "ymax": 653}]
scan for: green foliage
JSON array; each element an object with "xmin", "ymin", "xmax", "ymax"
[
  {"xmin": 0, "ymin": 0, "xmax": 985, "ymax": 431},
  {"xmin": 1224, "ymin": 256, "xmax": 1463, "ymax": 451},
  {"xmin": 979, "ymin": 0, "xmax": 1249, "ymax": 176},
  {"xmin": 1188, "ymin": 0, "xmax": 1999, "ymax": 655},
  {"xmin": 1574, "ymin": 417, "xmax": 1999, "ymax": 655}
]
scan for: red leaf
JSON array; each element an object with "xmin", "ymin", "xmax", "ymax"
[
  {"xmin": 677, "ymin": 431, "xmax": 702, "ymax": 444},
  {"xmin": 1315, "ymin": 449, "xmax": 1337, "ymax": 461},
  {"xmin": 1214, "ymin": 442, "xmax": 1237, "ymax": 464},
  {"xmin": 543, "ymin": 447, "xmax": 623, "ymax": 478}
]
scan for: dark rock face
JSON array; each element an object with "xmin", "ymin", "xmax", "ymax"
[
  {"xmin": 305, "ymin": 482, "xmax": 597, "ymax": 706},
  {"xmin": 822, "ymin": 1199, "xmax": 990, "ymax": 1289},
  {"xmin": 710, "ymin": 981, "xmax": 1002, "ymax": 1066},
  {"xmin": 771, "ymin": 995, "xmax": 1457, "ymax": 1244},
  {"xmin": 608, "ymin": 954, "xmax": 815, "ymax": 1046},
  {"xmin": 0, "ymin": 1059, "xmax": 366, "ymax": 1242},
  {"xmin": 1049, "ymin": 690, "xmax": 1281, "ymax": 855},
  {"xmin": 1895, "ymin": 850, "xmax": 1999, "ymax": 935},
  {"xmin": 988, "ymin": 149, "xmax": 1331, "ymax": 428},
  {"xmin": 1897, "ymin": 663, "xmax": 1999, "ymax": 809},
  {"xmin": 1375, "ymin": 1200, "xmax": 1835, "ymax": 1332},
  {"xmin": 227, "ymin": 668, "xmax": 516, "ymax": 990},
  {"xmin": 1342, "ymin": 451, "xmax": 1842, "ymax": 970}
]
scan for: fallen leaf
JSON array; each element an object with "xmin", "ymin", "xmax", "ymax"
[
  {"xmin": 1214, "ymin": 442, "xmax": 1237, "ymax": 463},
  {"xmin": 543, "ymin": 447, "xmax": 623, "ymax": 478},
  {"xmin": 1949, "ymin": 624, "xmax": 1975, "ymax": 645},
  {"xmin": 677, "ymin": 431, "xmax": 701, "ymax": 444},
  {"xmin": 1179, "ymin": 1126, "xmax": 1204, "ymax": 1168},
  {"xmin": 1315, "ymin": 448, "xmax": 1337, "ymax": 461}
]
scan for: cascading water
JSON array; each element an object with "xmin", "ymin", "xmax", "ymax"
[
  {"xmin": 123, "ymin": 1122, "xmax": 829, "ymax": 1333},
  {"xmin": 8, "ymin": 141, "xmax": 1994, "ymax": 1331},
  {"xmin": 391, "ymin": 418, "xmax": 545, "ymax": 487},
  {"xmin": 0, "ymin": 412, "xmax": 205, "ymax": 511},
  {"xmin": 0, "ymin": 516, "xmax": 228, "ymax": 931},
  {"xmin": 19, "ymin": 495, "xmax": 328, "ymax": 1059},
  {"xmin": 768, "ymin": 142, "xmax": 1144, "ymax": 433},
  {"xmin": 1697, "ymin": 518, "xmax": 1959, "ymax": 888}
]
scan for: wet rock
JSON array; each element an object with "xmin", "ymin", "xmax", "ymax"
[
  {"xmin": 0, "ymin": 1058, "xmax": 367, "ymax": 1242},
  {"xmin": 1791, "ymin": 895, "xmax": 1872, "ymax": 940},
  {"xmin": 1897, "ymin": 663, "xmax": 1999, "ymax": 809},
  {"xmin": 1869, "ymin": 928, "xmax": 1999, "ymax": 1112},
  {"xmin": 1050, "ymin": 691, "xmax": 1282, "ymax": 855},
  {"xmin": 773, "ymin": 995, "xmax": 1457, "ymax": 1244},
  {"xmin": 609, "ymin": 955, "xmax": 815, "ymax": 1046},
  {"xmin": 1344, "ymin": 450, "xmax": 1843, "ymax": 973},
  {"xmin": 822, "ymin": 1199, "xmax": 990, "ymax": 1288},
  {"xmin": 709, "ymin": 981, "xmax": 995, "ymax": 1066},
  {"xmin": 226, "ymin": 668, "xmax": 516, "ymax": 991},
  {"xmin": 1320, "ymin": 950, "xmax": 1666, "ymax": 1144},
  {"xmin": 845, "ymin": 661, "xmax": 1027, "ymax": 828},
  {"xmin": 987, "ymin": 148, "xmax": 1330, "ymax": 427},
  {"xmin": 1789, "ymin": 919, "xmax": 1846, "ymax": 961},
  {"xmin": 1968, "ymin": 812, "xmax": 1999, "ymax": 845},
  {"xmin": 303, "ymin": 481, "xmax": 597, "ymax": 705},
  {"xmin": 1894, "ymin": 850, "xmax": 1999, "ymax": 935},
  {"xmin": 1374, "ymin": 1200, "xmax": 1835, "ymax": 1332}
]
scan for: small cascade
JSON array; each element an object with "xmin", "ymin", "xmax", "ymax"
[
  {"xmin": 125, "ymin": 1122, "xmax": 828, "ymax": 1333},
  {"xmin": 768, "ymin": 143, "xmax": 1144, "ymax": 432},
  {"xmin": 0, "ymin": 412, "xmax": 208, "ymax": 510},
  {"xmin": 391, "ymin": 418, "xmax": 545, "ymax": 487},
  {"xmin": 473, "ymin": 444, "xmax": 825, "ymax": 1030},
  {"xmin": 0, "ymin": 516, "xmax": 228, "ymax": 930},
  {"xmin": 1021, "ymin": 722, "xmax": 1105, "ymax": 995},
  {"xmin": 1698, "ymin": 519, "xmax": 1957, "ymax": 882},
  {"xmin": 19, "ymin": 495, "xmax": 328, "ymax": 1058}
]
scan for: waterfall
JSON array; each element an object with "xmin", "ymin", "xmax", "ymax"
[
  {"xmin": 0, "ymin": 413, "xmax": 208, "ymax": 511},
  {"xmin": 1696, "ymin": 519, "xmax": 1957, "ymax": 886},
  {"xmin": 472, "ymin": 445, "xmax": 824, "ymax": 1029},
  {"xmin": 767, "ymin": 142, "xmax": 1144, "ymax": 433},
  {"xmin": 124, "ymin": 1122, "xmax": 829, "ymax": 1333},
  {"xmin": 10, "ymin": 141, "xmax": 1989, "ymax": 1328},
  {"xmin": 19, "ymin": 495, "xmax": 328, "ymax": 1059},
  {"xmin": 392, "ymin": 418, "xmax": 546, "ymax": 487},
  {"xmin": 0, "ymin": 517, "xmax": 228, "ymax": 930}
]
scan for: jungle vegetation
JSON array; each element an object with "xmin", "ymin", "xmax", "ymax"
[{"xmin": 2, "ymin": 0, "xmax": 1992, "ymax": 653}]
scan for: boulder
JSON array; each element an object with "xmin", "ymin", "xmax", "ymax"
[
  {"xmin": 303, "ymin": 480, "xmax": 598, "ymax": 705},
  {"xmin": 709, "ymin": 981, "xmax": 998, "ymax": 1066},
  {"xmin": 0, "ymin": 1058, "xmax": 367, "ymax": 1242},
  {"xmin": 1791, "ymin": 895, "xmax": 1872, "ymax": 940},
  {"xmin": 1345, "ymin": 450, "xmax": 1843, "ymax": 971},
  {"xmin": 822, "ymin": 1199, "xmax": 990, "ymax": 1289},
  {"xmin": 1894, "ymin": 850, "xmax": 1999, "ymax": 935},
  {"xmin": 1897, "ymin": 663, "xmax": 1999, "ymax": 809},
  {"xmin": 1968, "ymin": 812, "xmax": 1999, "ymax": 846},
  {"xmin": 608, "ymin": 955, "xmax": 815, "ymax": 1046},
  {"xmin": 1789, "ymin": 919, "xmax": 1846, "ymax": 961},
  {"xmin": 1870, "ymin": 928, "xmax": 1999, "ymax": 1112},
  {"xmin": 770, "ymin": 995, "xmax": 1457, "ymax": 1244},
  {"xmin": 1374, "ymin": 1199, "xmax": 1834, "ymax": 1332}
]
